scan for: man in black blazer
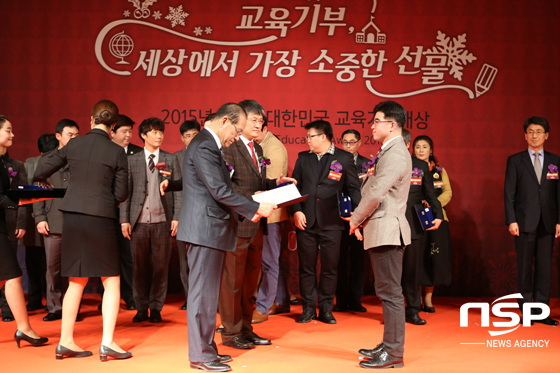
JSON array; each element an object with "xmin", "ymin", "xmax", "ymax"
[
  {"xmin": 291, "ymin": 120, "xmax": 361, "ymax": 324},
  {"xmin": 504, "ymin": 116, "xmax": 560, "ymax": 326},
  {"xmin": 111, "ymin": 114, "xmax": 143, "ymax": 155},
  {"xmin": 401, "ymin": 129, "xmax": 443, "ymax": 326},
  {"xmin": 175, "ymin": 103, "xmax": 276, "ymax": 372},
  {"xmin": 334, "ymin": 129, "xmax": 370, "ymax": 313}
]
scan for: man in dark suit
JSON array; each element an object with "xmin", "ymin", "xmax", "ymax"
[
  {"xmin": 334, "ymin": 129, "xmax": 370, "ymax": 313},
  {"xmin": 504, "ymin": 116, "xmax": 560, "ymax": 326},
  {"xmin": 111, "ymin": 114, "xmax": 143, "ymax": 155},
  {"xmin": 34, "ymin": 119, "xmax": 79, "ymax": 321},
  {"xmin": 120, "ymin": 117, "xmax": 181, "ymax": 324},
  {"xmin": 174, "ymin": 103, "xmax": 275, "ymax": 372},
  {"xmin": 291, "ymin": 120, "xmax": 361, "ymax": 325},
  {"xmin": 401, "ymin": 129, "xmax": 443, "ymax": 326},
  {"xmin": 218, "ymin": 100, "xmax": 283, "ymax": 349},
  {"xmin": 174, "ymin": 119, "xmax": 201, "ymax": 311},
  {"xmin": 350, "ymin": 100, "xmax": 411, "ymax": 369}
]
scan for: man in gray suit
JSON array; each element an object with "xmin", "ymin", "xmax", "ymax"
[
  {"xmin": 120, "ymin": 117, "xmax": 181, "ymax": 324},
  {"xmin": 172, "ymin": 103, "xmax": 276, "ymax": 372},
  {"xmin": 349, "ymin": 101, "xmax": 411, "ymax": 369}
]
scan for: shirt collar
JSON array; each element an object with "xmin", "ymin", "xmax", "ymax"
[
  {"xmin": 311, "ymin": 142, "xmax": 335, "ymax": 159},
  {"xmin": 144, "ymin": 147, "xmax": 160, "ymax": 162},
  {"xmin": 381, "ymin": 135, "xmax": 402, "ymax": 150}
]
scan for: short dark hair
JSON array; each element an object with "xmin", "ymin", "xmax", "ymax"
[
  {"xmin": 238, "ymin": 99, "xmax": 265, "ymax": 117},
  {"xmin": 373, "ymin": 100, "xmax": 406, "ymax": 128},
  {"xmin": 523, "ymin": 116, "xmax": 549, "ymax": 133},
  {"xmin": 204, "ymin": 113, "xmax": 215, "ymax": 124},
  {"xmin": 305, "ymin": 120, "xmax": 333, "ymax": 142},
  {"xmin": 55, "ymin": 119, "xmax": 79, "ymax": 134},
  {"xmin": 112, "ymin": 114, "xmax": 135, "ymax": 133},
  {"xmin": 342, "ymin": 129, "xmax": 361, "ymax": 141},
  {"xmin": 138, "ymin": 117, "xmax": 165, "ymax": 142},
  {"xmin": 402, "ymin": 128, "xmax": 411, "ymax": 145},
  {"xmin": 179, "ymin": 120, "xmax": 201, "ymax": 136},
  {"xmin": 38, "ymin": 134, "xmax": 58, "ymax": 153},
  {"xmin": 0, "ymin": 115, "xmax": 8, "ymax": 129},
  {"xmin": 214, "ymin": 103, "xmax": 246, "ymax": 125},
  {"xmin": 261, "ymin": 116, "xmax": 269, "ymax": 130},
  {"xmin": 91, "ymin": 99, "xmax": 119, "ymax": 127},
  {"xmin": 412, "ymin": 135, "xmax": 437, "ymax": 164}
]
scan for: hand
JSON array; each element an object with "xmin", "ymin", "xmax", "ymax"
[
  {"xmin": 37, "ymin": 221, "xmax": 49, "ymax": 236},
  {"xmin": 340, "ymin": 212, "xmax": 353, "ymax": 222},
  {"xmin": 422, "ymin": 199, "xmax": 430, "ymax": 208},
  {"xmin": 170, "ymin": 220, "xmax": 178, "ymax": 237},
  {"xmin": 15, "ymin": 229, "xmax": 25, "ymax": 239},
  {"xmin": 277, "ymin": 175, "xmax": 297, "ymax": 185},
  {"xmin": 256, "ymin": 202, "xmax": 277, "ymax": 218},
  {"xmin": 160, "ymin": 179, "xmax": 169, "ymax": 196},
  {"xmin": 250, "ymin": 214, "xmax": 261, "ymax": 223},
  {"xmin": 294, "ymin": 211, "xmax": 307, "ymax": 230},
  {"xmin": 508, "ymin": 222, "xmax": 519, "ymax": 236},
  {"xmin": 556, "ymin": 224, "xmax": 560, "ymax": 239},
  {"xmin": 349, "ymin": 221, "xmax": 363, "ymax": 241},
  {"xmin": 121, "ymin": 223, "xmax": 132, "ymax": 240},
  {"xmin": 426, "ymin": 218, "xmax": 443, "ymax": 231},
  {"xmin": 36, "ymin": 180, "xmax": 53, "ymax": 189}
]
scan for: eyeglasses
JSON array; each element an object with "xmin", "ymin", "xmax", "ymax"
[
  {"xmin": 306, "ymin": 133, "xmax": 324, "ymax": 140},
  {"xmin": 372, "ymin": 119, "xmax": 394, "ymax": 127},
  {"xmin": 342, "ymin": 140, "xmax": 359, "ymax": 146},
  {"xmin": 182, "ymin": 133, "xmax": 197, "ymax": 139},
  {"xmin": 527, "ymin": 130, "xmax": 545, "ymax": 136},
  {"xmin": 248, "ymin": 118, "xmax": 264, "ymax": 125},
  {"xmin": 229, "ymin": 122, "xmax": 242, "ymax": 137}
]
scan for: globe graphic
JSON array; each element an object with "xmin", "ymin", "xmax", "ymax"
[{"xmin": 109, "ymin": 31, "xmax": 134, "ymax": 65}]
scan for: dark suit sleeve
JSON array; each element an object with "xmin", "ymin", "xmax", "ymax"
[
  {"xmin": 119, "ymin": 157, "xmax": 133, "ymax": 224},
  {"xmin": 169, "ymin": 153, "xmax": 182, "ymax": 221},
  {"xmin": 33, "ymin": 147, "xmax": 67, "ymax": 182},
  {"xmin": 342, "ymin": 154, "xmax": 362, "ymax": 208},
  {"xmin": 166, "ymin": 179, "xmax": 183, "ymax": 192},
  {"xmin": 504, "ymin": 155, "xmax": 517, "ymax": 225},
  {"xmin": 14, "ymin": 162, "xmax": 28, "ymax": 230},
  {"xmin": 420, "ymin": 164, "xmax": 443, "ymax": 219},
  {"xmin": 113, "ymin": 149, "xmax": 128, "ymax": 203},
  {"xmin": 194, "ymin": 141, "xmax": 258, "ymax": 219},
  {"xmin": 289, "ymin": 155, "xmax": 304, "ymax": 215}
]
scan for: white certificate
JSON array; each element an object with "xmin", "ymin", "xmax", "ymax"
[{"xmin": 252, "ymin": 182, "xmax": 307, "ymax": 207}]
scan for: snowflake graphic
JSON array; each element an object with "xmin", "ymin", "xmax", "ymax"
[
  {"xmin": 165, "ymin": 5, "xmax": 189, "ymax": 28},
  {"xmin": 123, "ymin": 10, "xmax": 131, "ymax": 18},
  {"xmin": 425, "ymin": 31, "xmax": 477, "ymax": 81},
  {"xmin": 193, "ymin": 27, "xmax": 203, "ymax": 36},
  {"xmin": 153, "ymin": 10, "xmax": 162, "ymax": 20},
  {"xmin": 205, "ymin": 26, "xmax": 213, "ymax": 35}
]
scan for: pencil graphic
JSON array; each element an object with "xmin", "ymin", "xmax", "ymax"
[{"xmin": 475, "ymin": 64, "xmax": 498, "ymax": 97}]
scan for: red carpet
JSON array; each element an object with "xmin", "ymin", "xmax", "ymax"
[{"xmin": 1, "ymin": 295, "xmax": 558, "ymax": 372}]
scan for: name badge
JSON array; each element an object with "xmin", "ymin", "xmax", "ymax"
[
  {"xmin": 411, "ymin": 177, "xmax": 422, "ymax": 185},
  {"xmin": 328, "ymin": 170, "xmax": 342, "ymax": 181},
  {"xmin": 547, "ymin": 172, "xmax": 558, "ymax": 180},
  {"xmin": 367, "ymin": 166, "xmax": 375, "ymax": 176},
  {"xmin": 433, "ymin": 180, "xmax": 444, "ymax": 188}
]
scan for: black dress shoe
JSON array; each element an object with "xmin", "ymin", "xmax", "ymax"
[
  {"xmin": 75, "ymin": 314, "xmax": 84, "ymax": 322},
  {"xmin": 244, "ymin": 332, "xmax": 271, "ymax": 345},
  {"xmin": 296, "ymin": 310, "xmax": 316, "ymax": 323},
  {"xmin": 43, "ymin": 312, "xmax": 62, "ymax": 321},
  {"xmin": 216, "ymin": 354, "xmax": 232, "ymax": 363},
  {"xmin": 190, "ymin": 360, "xmax": 231, "ymax": 372},
  {"xmin": 349, "ymin": 305, "xmax": 367, "ymax": 312},
  {"xmin": 359, "ymin": 347, "xmax": 403, "ymax": 369},
  {"xmin": 181, "ymin": 302, "xmax": 187, "ymax": 310},
  {"xmin": 99, "ymin": 345, "xmax": 133, "ymax": 361},
  {"xmin": 216, "ymin": 326, "xmax": 224, "ymax": 333},
  {"xmin": 290, "ymin": 297, "xmax": 302, "ymax": 305},
  {"xmin": 55, "ymin": 344, "xmax": 93, "ymax": 359},
  {"xmin": 422, "ymin": 305, "xmax": 436, "ymax": 313},
  {"xmin": 126, "ymin": 303, "xmax": 137, "ymax": 311},
  {"xmin": 358, "ymin": 342, "xmax": 385, "ymax": 358},
  {"xmin": 14, "ymin": 330, "xmax": 48, "ymax": 348},
  {"xmin": 534, "ymin": 317, "xmax": 559, "ymax": 326},
  {"xmin": 405, "ymin": 313, "xmax": 427, "ymax": 325},
  {"xmin": 133, "ymin": 311, "xmax": 149, "ymax": 323},
  {"xmin": 222, "ymin": 335, "xmax": 254, "ymax": 349},
  {"xmin": 149, "ymin": 310, "xmax": 162, "ymax": 323},
  {"xmin": 318, "ymin": 312, "xmax": 337, "ymax": 324},
  {"xmin": 332, "ymin": 304, "xmax": 348, "ymax": 312}
]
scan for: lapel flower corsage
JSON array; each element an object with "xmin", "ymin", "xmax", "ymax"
[
  {"xmin": 7, "ymin": 167, "xmax": 17, "ymax": 178},
  {"xmin": 362, "ymin": 156, "xmax": 378, "ymax": 173},
  {"xmin": 547, "ymin": 164, "xmax": 559, "ymax": 180},
  {"xmin": 258, "ymin": 156, "xmax": 271, "ymax": 171},
  {"xmin": 412, "ymin": 168, "xmax": 424, "ymax": 178},
  {"xmin": 548, "ymin": 164, "xmax": 558, "ymax": 174},
  {"xmin": 330, "ymin": 160, "xmax": 342, "ymax": 173},
  {"xmin": 225, "ymin": 160, "xmax": 233, "ymax": 172}
]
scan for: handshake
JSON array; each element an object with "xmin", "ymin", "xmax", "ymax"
[{"xmin": 250, "ymin": 202, "xmax": 277, "ymax": 222}]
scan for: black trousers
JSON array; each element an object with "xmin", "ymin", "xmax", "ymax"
[
  {"xmin": 335, "ymin": 223, "xmax": 365, "ymax": 308},
  {"xmin": 402, "ymin": 233, "xmax": 427, "ymax": 314}
]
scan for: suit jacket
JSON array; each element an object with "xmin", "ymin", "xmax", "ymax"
[
  {"xmin": 291, "ymin": 146, "xmax": 361, "ymax": 231},
  {"xmin": 351, "ymin": 137, "xmax": 412, "ymax": 249},
  {"xmin": 0, "ymin": 159, "xmax": 19, "ymax": 235},
  {"xmin": 260, "ymin": 132, "xmax": 289, "ymax": 223},
  {"xmin": 34, "ymin": 128, "xmax": 128, "ymax": 219},
  {"xmin": 22, "ymin": 155, "xmax": 44, "ymax": 246},
  {"xmin": 177, "ymin": 128, "xmax": 259, "ymax": 251},
  {"xmin": 127, "ymin": 143, "xmax": 143, "ymax": 156},
  {"xmin": 504, "ymin": 149, "xmax": 560, "ymax": 233},
  {"xmin": 355, "ymin": 153, "xmax": 370, "ymax": 174},
  {"xmin": 120, "ymin": 149, "xmax": 181, "ymax": 230},
  {"xmin": 223, "ymin": 139, "xmax": 276, "ymax": 238},
  {"xmin": 175, "ymin": 147, "xmax": 188, "ymax": 168},
  {"xmin": 33, "ymin": 150, "xmax": 71, "ymax": 235},
  {"xmin": 3, "ymin": 157, "xmax": 27, "ymax": 241},
  {"xmin": 406, "ymin": 157, "xmax": 443, "ymax": 239}
]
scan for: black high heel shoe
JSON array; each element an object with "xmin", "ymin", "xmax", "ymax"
[
  {"xmin": 55, "ymin": 344, "xmax": 93, "ymax": 359},
  {"xmin": 99, "ymin": 345, "xmax": 132, "ymax": 361},
  {"xmin": 14, "ymin": 330, "xmax": 48, "ymax": 348}
]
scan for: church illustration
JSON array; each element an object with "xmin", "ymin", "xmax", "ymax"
[{"xmin": 355, "ymin": 16, "xmax": 386, "ymax": 44}]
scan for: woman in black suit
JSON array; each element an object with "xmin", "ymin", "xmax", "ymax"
[
  {"xmin": 0, "ymin": 115, "xmax": 48, "ymax": 348},
  {"xmin": 34, "ymin": 100, "xmax": 131, "ymax": 361}
]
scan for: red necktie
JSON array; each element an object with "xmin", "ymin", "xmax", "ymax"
[{"xmin": 248, "ymin": 142, "xmax": 258, "ymax": 168}]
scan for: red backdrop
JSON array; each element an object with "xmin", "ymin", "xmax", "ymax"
[{"xmin": 2, "ymin": 0, "xmax": 559, "ymax": 297}]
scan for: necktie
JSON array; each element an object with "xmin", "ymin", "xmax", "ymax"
[
  {"xmin": 534, "ymin": 151, "xmax": 542, "ymax": 183},
  {"xmin": 148, "ymin": 154, "xmax": 155, "ymax": 173},
  {"xmin": 248, "ymin": 142, "xmax": 258, "ymax": 168}
]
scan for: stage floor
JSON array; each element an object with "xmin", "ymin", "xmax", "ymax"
[{"xmin": 1, "ymin": 295, "xmax": 558, "ymax": 372}]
